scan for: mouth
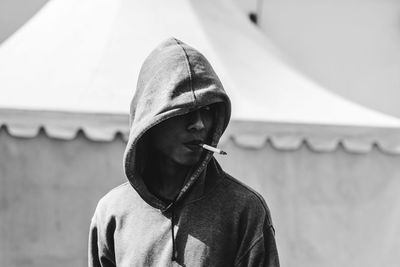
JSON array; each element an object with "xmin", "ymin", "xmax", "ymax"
[
  {"xmin": 183, "ymin": 139, "xmax": 204, "ymax": 151},
  {"xmin": 184, "ymin": 139, "xmax": 203, "ymax": 146}
]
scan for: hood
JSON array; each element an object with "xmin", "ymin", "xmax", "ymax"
[{"xmin": 123, "ymin": 37, "xmax": 231, "ymax": 210}]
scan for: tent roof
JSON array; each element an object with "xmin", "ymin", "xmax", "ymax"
[{"xmin": 1, "ymin": 0, "xmax": 400, "ymax": 153}]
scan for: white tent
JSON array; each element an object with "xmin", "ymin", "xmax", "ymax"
[{"xmin": 1, "ymin": 0, "xmax": 400, "ymax": 266}]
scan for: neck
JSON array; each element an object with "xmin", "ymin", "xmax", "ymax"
[{"xmin": 144, "ymin": 153, "xmax": 191, "ymax": 202}]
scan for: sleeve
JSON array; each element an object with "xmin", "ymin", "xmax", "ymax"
[
  {"xmin": 88, "ymin": 208, "xmax": 116, "ymax": 267},
  {"xmin": 234, "ymin": 224, "xmax": 280, "ymax": 267},
  {"xmin": 233, "ymin": 190, "xmax": 280, "ymax": 267}
]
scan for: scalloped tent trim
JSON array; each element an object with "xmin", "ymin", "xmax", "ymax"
[{"xmin": 1, "ymin": 109, "xmax": 400, "ymax": 155}]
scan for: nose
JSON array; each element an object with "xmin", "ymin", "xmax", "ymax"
[{"xmin": 187, "ymin": 110, "xmax": 205, "ymax": 132}]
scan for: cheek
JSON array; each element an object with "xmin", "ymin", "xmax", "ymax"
[
  {"xmin": 149, "ymin": 122, "xmax": 183, "ymax": 153},
  {"xmin": 203, "ymin": 116, "xmax": 214, "ymax": 134},
  {"xmin": 153, "ymin": 131, "xmax": 177, "ymax": 152}
]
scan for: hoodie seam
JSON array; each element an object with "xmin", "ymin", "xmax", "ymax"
[
  {"xmin": 175, "ymin": 154, "xmax": 210, "ymax": 199},
  {"xmin": 173, "ymin": 38, "xmax": 197, "ymax": 105}
]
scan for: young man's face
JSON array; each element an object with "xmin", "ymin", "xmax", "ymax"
[{"xmin": 148, "ymin": 105, "xmax": 215, "ymax": 166}]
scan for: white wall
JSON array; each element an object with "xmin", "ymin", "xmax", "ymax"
[
  {"xmin": 0, "ymin": 131, "xmax": 125, "ymax": 267},
  {"xmin": 218, "ymin": 139, "xmax": 400, "ymax": 267},
  {"xmin": 2, "ymin": 131, "xmax": 400, "ymax": 267}
]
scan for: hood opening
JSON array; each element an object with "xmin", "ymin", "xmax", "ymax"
[{"xmin": 131, "ymin": 102, "xmax": 226, "ymax": 207}]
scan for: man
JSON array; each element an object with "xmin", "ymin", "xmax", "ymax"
[{"xmin": 89, "ymin": 37, "xmax": 279, "ymax": 266}]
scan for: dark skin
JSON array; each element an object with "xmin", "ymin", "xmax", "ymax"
[{"xmin": 144, "ymin": 105, "xmax": 215, "ymax": 202}]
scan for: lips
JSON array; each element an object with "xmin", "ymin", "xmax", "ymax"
[
  {"xmin": 183, "ymin": 139, "xmax": 204, "ymax": 151},
  {"xmin": 184, "ymin": 139, "xmax": 203, "ymax": 146}
]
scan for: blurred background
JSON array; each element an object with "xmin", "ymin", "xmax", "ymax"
[{"xmin": 1, "ymin": 0, "xmax": 400, "ymax": 266}]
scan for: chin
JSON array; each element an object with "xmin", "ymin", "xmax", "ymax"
[{"xmin": 175, "ymin": 154, "xmax": 202, "ymax": 166}]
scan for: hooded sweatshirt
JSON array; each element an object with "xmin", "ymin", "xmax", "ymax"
[{"xmin": 88, "ymin": 38, "xmax": 279, "ymax": 267}]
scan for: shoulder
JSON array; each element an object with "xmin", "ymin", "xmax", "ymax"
[
  {"xmin": 94, "ymin": 182, "xmax": 138, "ymax": 218},
  {"xmin": 98, "ymin": 182, "xmax": 131, "ymax": 204},
  {"xmin": 216, "ymin": 171, "xmax": 274, "ymax": 226},
  {"xmin": 208, "ymin": 159, "xmax": 268, "ymax": 209}
]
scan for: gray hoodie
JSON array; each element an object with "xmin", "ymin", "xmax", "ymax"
[{"xmin": 89, "ymin": 38, "xmax": 279, "ymax": 267}]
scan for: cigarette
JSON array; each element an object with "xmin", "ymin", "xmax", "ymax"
[{"xmin": 200, "ymin": 144, "xmax": 227, "ymax": 155}]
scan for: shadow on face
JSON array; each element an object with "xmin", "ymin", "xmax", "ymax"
[{"xmin": 146, "ymin": 104, "xmax": 217, "ymax": 166}]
